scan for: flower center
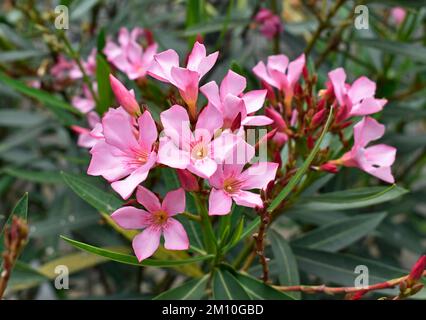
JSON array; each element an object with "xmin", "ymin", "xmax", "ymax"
[
  {"xmin": 153, "ymin": 210, "xmax": 168, "ymax": 225},
  {"xmin": 191, "ymin": 141, "xmax": 208, "ymax": 160},
  {"xmin": 134, "ymin": 149, "xmax": 149, "ymax": 165},
  {"xmin": 223, "ymin": 178, "xmax": 241, "ymax": 194}
]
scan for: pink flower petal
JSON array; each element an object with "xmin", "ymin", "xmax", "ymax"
[
  {"xmin": 208, "ymin": 188, "xmax": 233, "ymax": 215},
  {"xmin": 198, "ymin": 51, "xmax": 219, "ymax": 78},
  {"xmin": 170, "ymin": 67, "xmax": 199, "ymax": 107},
  {"xmin": 188, "ymin": 157, "xmax": 217, "ymax": 179},
  {"xmin": 240, "ymin": 162, "xmax": 278, "ymax": 190},
  {"xmin": 162, "ymin": 188, "xmax": 186, "ymax": 216},
  {"xmin": 232, "ymin": 190, "xmax": 263, "ymax": 208},
  {"xmin": 328, "ymin": 68, "xmax": 347, "ymax": 106},
  {"xmin": 111, "ymin": 207, "xmax": 151, "ymax": 229},
  {"xmin": 241, "ymin": 115, "xmax": 273, "ymax": 126},
  {"xmin": 200, "ymin": 81, "xmax": 221, "ymax": 109},
  {"xmin": 186, "ymin": 41, "xmax": 207, "ymax": 72},
  {"xmin": 138, "ymin": 111, "xmax": 157, "ymax": 150},
  {"xmin": 349, "ymin": 98, "xmax": 387, "ymax": 117},
  {"xmin": 348, "ymin": 76, "xmax": 376, "ymax": 103},
  {"xmin": 195, "ymin": 105, "xmax": 223, "ymax": 140},
  {"xmin": 102, "ymin": 110, "xmax": 139, "ymax": 152},
  {"xmin": 354, "ymin": 116, "xmax": 385, "ymax": 148},
  {"xmin": 132, "ymin": 227, "xmax": 161, "ymax": 261},
  {"xmin": 160, "ymin": 105, "xmax": 192, "ymax": 147},
  {"xmin": 287, "ymin": 53, "xmax": 305, "ymax": 87},
  {"xmin": 220, "ymin": 70, "xmax": 246, "ymax": 99},
  {"xmin": 136, "ymin": 185, "xmax": 162, "ymax": 213},
  {"xmin": 148, "ymin": 49, "xmax": 179, "ymax": 83},
  {"xmin": 163, "ymin": 218, "xmax": 189, "ymax": 250},
  {"xmin": 253, "ymin": 61, "xmax": 279, "ymax": 89},
  {"xmin": 157, "ymin": 137, "xmax": 191, "ymax": 169},
  {"xmin": 364, "ymin": 144, "xmax": 396, "ymax": 167},
  {"xmin": 242, "ymin": 90, "xmax": 267, "ymax": 114},
  {"xmin": 111, "ymin": 152, "xmax": 156, "ymax": 199}
]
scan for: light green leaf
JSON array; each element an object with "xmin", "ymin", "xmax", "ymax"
[
  {"xmin": 292, "ymin": 212, "xmax": 387, "ymax": 252},
  {"xmin": 61, "ymin": 171, "xmax": 123, "ymax": 213},
  {"xmin": 61, "ymin": 235, "xmax": 214, "ymax": 267},
  {"xmin": 269, "ymin": 230, "xmax": 300, "ymax": 299},
  {"xmin": 4, "ymin": 167, "xmax": 62, "ymax": 184},
  {"xmin": 153, "ymin": 275, "xmax": 209, "ymax": 300}
]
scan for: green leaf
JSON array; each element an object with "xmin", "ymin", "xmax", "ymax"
[
  {"xmin": 292, "ymin": 212, "xmax": 387, "ymax": 252},
  {"xmin": 292, "ymin": 185, "xmax": 408, "ymax": 212},
  {"xmin": 153, "ymin": 275, "xmax": 209, "ymax": 300},
  {"xmin": 95, "ymin": 54, "xmax": 113, "ymax": 114},
  {"xmin": 0, "ymin": 124, "xmax": 48, "ymax": 154},
  {"xmin": 0, "ymin": 50, "xmax": 46, "ymax": 62},
  {"xmin": 61, "ymin": 236, "xmax": 214, "ymax": 267},
  {"xmin": 294, "ymin": 247, "xmax": 406, "ymax": 286},
  {"xmin": 223, "ymin": 217, "xmax": 245, "ymax": 251},
  {"xmin": 0, "ymin": 72, "xmax": 80, "ymax": 119},
  {"xmin": 269, "ymin": 230, "xmax": 300, "ymax": 299},
  {"xmin": 354, "ymin": 38, "xmax": 426, "ymax": 63},
  {"xmin": 97, "ymin": 28, "xmax": 106, "ymax": 52},
  {"xmin": 268, "ymin": 107, "xmax": 334, "ymax": 212},
  {"xmin": 4, "ymin": 167, "xmax": 62, "ymax": 184},
  {"xmin": 212, "ymin": 268, "xmax": 251, "ymax": 300},
  {"xmin": 70, "ymin": 0, "xmax": 100, "ymax": 20},
  {"xmin": 233, "ymin": 272, "xmax": 294, "ymax": 300},
  {"xmin": 61, "ymin": 171, "xmax": 123, "ymax": 213},
  {"xmin": 0, "ymin": 110, "xmax": 45, "ymax": 127}
]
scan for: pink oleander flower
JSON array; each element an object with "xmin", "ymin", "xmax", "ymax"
[
  {"xmin": 333, "ymin": 116, "xmax": 396, "ymax": 183},
  {"xmin": 208, "ymin": 148, "xmax": 278, "ymax": 215},
  {"xmin": 253, "ymin": 54, "xmax": 305, "ymax": 107},
  {"xmin": 72, "ymin": 84, "xmax": 97, "ymax": 113},
  {"xmin": 148, "ymin": 41, "xmax": 219, "ymax": 119},
  {"xmin": 255, "ymin": 8, "xmax": 282, "ymax": 39},
  {"xmin": 104, "ymin": 27, "xmax": 158, "ymax": 80},
  {"xmin": 391, "ymin": 7, "xmax": 407, "ymax": 25},
  {"xmin": 109, "ymin": 74, "xmax": 141, "ymax": 116},
  {"xmin": 328, "ymin": 68, "xmax": 387, "ymax": 122},
  {"xmin": 158, "ymin": 104, "xmax": 251, "ymax": 179},
  {"xmin": 51, "ymin": 55, "xmax": 76, "ymax": 80},
  {"xmin": 200, "ymin": 70, "xmax": 272, "ymax": 128},
  {"xmin": 111, "ymin": 186, "xmax": 189, "ymax": 262},
  {"xmin": 264, "ymin": 107, "xmax": 289, "ymax": 147},
  {"xmin": 88, "ymin": 108, "xmax": 158, "ymax": 199},
  {"xmin": 71, "ymin": 112, "xmax": 101, "ymax": 148}
]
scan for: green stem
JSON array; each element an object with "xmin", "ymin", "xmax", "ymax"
[{"xmin": 192, "ymin": 193, "xmax": 216, "ymax": 254}]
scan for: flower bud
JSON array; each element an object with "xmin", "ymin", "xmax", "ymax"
[
  {"xmin": 109, "ymin": 74, "xmax": 141, "ymax": 116},
  {"xmin": 265, "ymin": 107, "xmax": 286, "ymax": 131},
  {"xmin": 408, "ymin": 255, "xmax": 426, "ymax": 282},
  {"xmin": 320, "ymin": 162, "xmax": 339, "ymax": 174},
  {"xmin": 312, "ymin": 109, "xmax": 327, "ymax": 127},
  {"xmin": 176, "ymin": 169, "xmax": 199, "ymax": 192}
]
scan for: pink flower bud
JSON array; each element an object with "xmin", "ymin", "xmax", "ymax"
[
  {"xmin": 109, "ymin": 74, "xmax": 141, "ymax": 116},
  {"xmin": 176, "ymin": 169, "xmax": 199, "ymax": 192},
  {"xmin": 312, "ymin": 109, "xmax": 327, "ymax": 127},
  {"xmin": 408, "ymin": 255, "xmax": 426, "ymax": 282},
  {"xmin": 320, "ymin": 162, "xmax": 339, "ymax": 174}
]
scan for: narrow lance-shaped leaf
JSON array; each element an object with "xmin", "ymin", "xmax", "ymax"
[
  {"xmin": 61, "ymin": 236, "xmax": 214, "ymax": 267},
  {"xmin": 269, "ymin": 230, "xmax": 300, "ymax": 299},
  {"xmin": 212, "ymin": 268, "xmax": 251, "ymax": 300},
  {"xmin": 153, "ymin": 275, "xmax": 209, "ymax": 300}
]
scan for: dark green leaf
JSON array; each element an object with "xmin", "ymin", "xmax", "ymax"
[
  {"xmin": 292, "ymin": 212, "xmax": 387, "ymax": 252},
  {"xmin": 95, "ymin": 54, "xmax": 113, "ymax": 114},
  {"xmin": 153, "ymin": 275, "xmax": 209, "ymax": 300},
  {"xmin": 61, "ymin": 171, "xmax": 123, "ymax": 213},
  {"xmin": 212, "ymin": 268, "xmax": 251, "ymax": 300},
  {"xmin": 270, "ymin": 230, "xmax": 300, "ymax": 299},
  {"xmin": 4, "ymin": 167, "xmax": 62, "ymax": 184}
]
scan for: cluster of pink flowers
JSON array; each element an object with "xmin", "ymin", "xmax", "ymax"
[
  {"xmin": 254, "ymin": 8, "xmax": 282, "ymax": 39},
  {"xmin": 67, "ymin": 30, "xmax": 396, "ymax": 261}
]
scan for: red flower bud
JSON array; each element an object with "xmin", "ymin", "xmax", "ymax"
[
  {"xmin": 312, "ymin": 109, "xmax": 327, "ymax": 127},
  {"xmin": 109, "ymin": 74, "xmax": 141, "ymax": 117},
  {"xmin": 265, "ymin": 107, "xmax": 287, "ymax": 131},
  {"xmin": 176, "ymin": 169, "xmax": 199, "ymax": 192},
  {"xmin": 307, "ymin": 135, "xmax": 315, "ymax": 150},
  {"xmin": 408, "ymin": 255, "xmax": 426, "ymax": 282},
  {"xmin": 302, "ymin": 65, "xmax": 309, "ymax": 81},
  {"xmin": 320, "ymin": 162, "xmax": 339, "ymax": 174}
]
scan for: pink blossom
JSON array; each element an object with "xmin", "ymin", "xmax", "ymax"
[
  {"xmin": 111, "ymin": 186, "xmax": 189, "ymax": 261},
  {"xmin": 69, "ymin": 49, "xmax": 97, "ymax": 79},
  {"xmin": 200, "ymin": 70, "xmax": 271, "ymax": 128},
  {"xmin": 208, "ymin": 147, "xmax": 278, "ymax": 215},
  {"xmin": 88, "ymin": 108, "xmax": 158, "ymax": 199},
  {"xmin": 391, "ymin": 7, "xmax": 406, "ymax": 25},
  {"xmin": 264, "ymin": 107, "xmax": 289, "ymax": 147},
  {"xmin": 71, "ymin": 112, "xmax": 101, "ymax": 149},
  {"xmin": 104, "ymin": 27, "xmax": 158, "ymax": 80},
  {"xmin": 109, "ymin": 74, "xmax": 141, "ymax": 116},
  {"xmin": 339, "ymin": 117, "xmax": 396, "ymax": 183},
  {"xmin": 72, "ymin": 84, "xmax": 96, "ymax": 113},
  {"xmin": 51, "ymin": 55, "xmax": 75, "ymax": 80},
  {"xmin": 158, "ymin": 104, "xmax": 252, "ymax": 179},
  {"xmin": 253, "ymin": 54, "xmax": 305, "ymax": 105},
  {"xmin": 255, "ymin": 8, "xmax": 282, "ymax": 39},
  {"xmin": 328, "ymin": 68, "xmax": 387, "ymax": 122},
  {"xmin": 148, "ymin": 42, "xmax": 218, "ymax": 118}
]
